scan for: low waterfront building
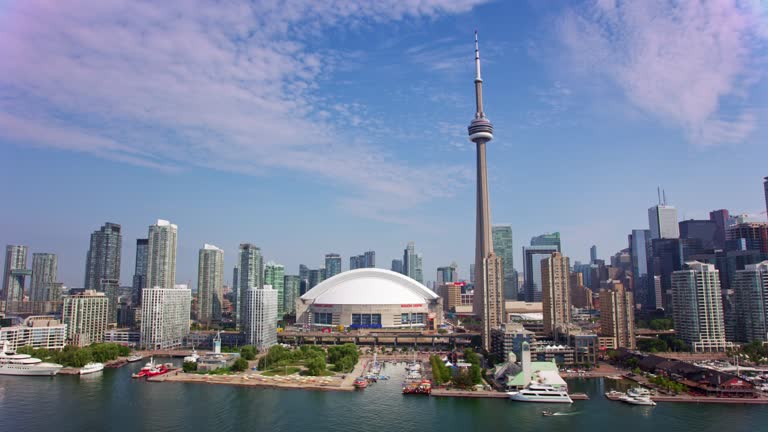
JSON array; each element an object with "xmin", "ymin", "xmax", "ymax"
[
  {"xmin": 0, "ymin": 315, "xmax": 66, "ymax": 351},
  {"xmin": 498, "ymin": 342, "xmax": 567, "ymax": 391},
  {"xmin": 104, "ymin": 329, "xmax": 140, "ymax": 346},
  {"xmin": 62, "ymin": 290, "xmax": 109, "ymax": 347},
  {"xmin": 140, "ymin": 286, "xmax": 191, "ymax": 349}
]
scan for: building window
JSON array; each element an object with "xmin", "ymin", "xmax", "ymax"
[
  {"xmin": 349, "ymin": 313, "xmax": 381, "ymax": 329},
  {"xmin": 401, "ymin": 313, "xmax": 425, "ymax": 324},
  {"xmin": 314, "ymin": 312, "xmax": 333, "ymax": 325}
]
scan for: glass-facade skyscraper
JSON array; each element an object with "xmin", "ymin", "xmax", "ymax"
[
  {"xmin": 2, "ymin": 245, "xmax": 28, "ymax": 302},
  {"xmin": 146, "ymin": 220, "xmax": 177, "ymax": 290},
  {"xmin": 324, "ymin": 253, "xmax": 342, "ymax": 278},
  {"xmin": 264, "ymin": 262, "xmax": 285, "ymax": 317},
  {"xmin": 523, "ymin": 245, "xmax": 558, "ymax": 302},
  {"xmin": 30, "ymin": 253, "xmax": 57, "ymax": 302},
  {"xmin": 84, "ymin": 222, "xmax": 122, "ymax": 291},
  {"xmin": 530, "ymin": 232, "xmax": 561, "ymax": 252},
  {"xmin": 197, "ymin": 244, "xmax": 224, "ymax": 326},
  {"xmin": 403, "ymin": 242, "xmax": 423, "ymax": 284},
  {"xmin": 492, "ymin": 225, "xmax": 515, "ymax": 299},
  {"xmin": 132, "ymin": 238, "xmax": 148, "ymax": 305},
  {"xmin": 391, "ymin": 259, "xmax": 403, "ymax": 274},
  {"xmin": 630, "ymin": 229, "xmax": 653, "ymax": 309},
  {"xmin": 237, "ymin": 243, "xmax": 263, "ymax": 328}
]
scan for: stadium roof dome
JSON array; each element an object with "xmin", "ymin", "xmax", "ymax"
[{"xmin": 300, "ymin": 268, "xmax": 438, "ymax": 305}]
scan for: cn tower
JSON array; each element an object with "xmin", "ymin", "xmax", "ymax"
[{"xmin": 468, "ymin": 32, "xmax": 504, "ymax": 352}]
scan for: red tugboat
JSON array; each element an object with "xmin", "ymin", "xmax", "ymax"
[
  {"xmin": 402, "ymin": 379, "xmax": 432, "ymax": 395},
  {"xmin": 353, "ymin": 377, "xmax": 369, "ymax": 389},
  {"xmin": 132, "ymin": 357, "xmax": 169, "ymax": 379}
]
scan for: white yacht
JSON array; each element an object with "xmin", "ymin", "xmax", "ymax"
[
  {"xmin": 619, "ymin": 394, "xmax": 657, "ymax": 406},
  {"xmin": 627, "ymin": 387, "xmax": 651, "ymax": 397},
  {"xmin": 507, "ymin": 384, "xmax": 573, "ymax": 403},
  {"xmin": 0, "ymin": 342, "xmax": 63, "ymax": 376},
  {"xmin": 127, "ymin": 354, "xmax": 143, "ymax": 363},
  {"xmin": 79, "ymin": 362, "xmax": 105, "ymax": 375},
  {"xmin": 183, "ymin": 348, "xmax": 200, "ymax": 364}
]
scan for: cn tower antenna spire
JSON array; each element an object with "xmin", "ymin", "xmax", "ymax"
[{"xmin": 474, "ymin": 31, "xmax": 485, "ymax": 119}]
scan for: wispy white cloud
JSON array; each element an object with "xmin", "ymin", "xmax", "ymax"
[
  {"xmin": 556, "ymin": 0, "xmax": 767, "ymax": 145},
  {"xmin": 0, "ymin": 0, "xmax": 490, "ymax": 222}
]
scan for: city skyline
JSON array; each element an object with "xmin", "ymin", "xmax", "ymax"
[{"xmin": 1, "ymin": 1, "xmax": 767, "ymax": 288}]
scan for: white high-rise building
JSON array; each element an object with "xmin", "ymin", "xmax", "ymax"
[
  {"xmin": 146, "ymin": 220, "xmax": 178, "ymax": 290},
  {"xmin": 733, "ymin": 261, "xmax": 768, "ymax": 342},
  {"xmin": 648, "ymin": 205, "xmax": 679, "ymax": 239},
  {"xmin": 62, "ymin": 290, "xmax": 109, "ymax": 347},
  {"xmin": 243, "ymin": 285, "xmax": 277, "ymax": 350},
  {"xmin": 672, "ymin": 262, "xmax": 729, "ymax": 352},
  {"xmin": 140, "ymin": 287, "xmax": 191, "ymax": 349},
  {"xmin": 197, "ymin": 244, "xmax": 224, "ymax": 326}
]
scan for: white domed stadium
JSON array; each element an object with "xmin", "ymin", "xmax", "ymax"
[{"xmin": 296, "ymin": 268, "xmax": 443, "ymax": 330}]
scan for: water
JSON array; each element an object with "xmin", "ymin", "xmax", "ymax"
[{"xmin": 1, "ymin": 361, "xmax": 767, "ymax": 432}]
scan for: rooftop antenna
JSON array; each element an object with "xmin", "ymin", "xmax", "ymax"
[
  {"xmin": 663, "ymin": 189, "xmax": 668, "ymax": 206},
  {"xmin": 657, "ymin": 187, "xmax": 661, "ymax": 205}
]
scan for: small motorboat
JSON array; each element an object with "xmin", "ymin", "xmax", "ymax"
[
  {"xmin": 127, "ymin": 354, "xmax": 143, "ymax": 363},
  {"xmin": 542, "ymin": 410, "xmax": 555, "ymax": 417},
  {"xmin": 353, "ymin": 377, "xmax": 368, "ymax": 389}
]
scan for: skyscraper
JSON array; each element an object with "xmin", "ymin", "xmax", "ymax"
[
  {"xmin": 523, "ymin": 245, "xmax": 559, "ymax": 302},
  {"xmin": 237, "ymin": 243, "xmax": 263, "ymax": 329},
  {"xmin": 146, "ymin": 220, "xmax": 177, "ymax": 289},
  {"xmin": 350, "ymin": 251, "xmax": 376, "ymax": 270},
  {"xmin": 3, "ymin": 245, "xmax": 29, "ymax": 302},
  {"xmin": 726, "ymin": 222, "xmax": 768, "ymax": 254},
  {"xmin": 530, "ymin": 232, "xmax": 561, "ymax": 251},
  {"xmin": 679, "ymin": 219, "xmax": 718, "ymax": 251},
  {"xmin": 84, "ymin": 222, "xmax": 122, "ymax": 292},
  {"xmin": 541, "ymin": 252, "xmax": 570, "ymax": 336},
  {"xmin": 243, "ymin": 285, "xmax": 278, "ymax": 350},
  {"xmin": 599, "ymin": 281, "xmax": 636, "ymax": 349},
  {"xmin": 764, "ymin": 177, "xmax": 768, "ymax": 219},
  {"xmin": 197, "ymin": 244, "xmax": 224, "ymax": 326},
  {"xmin": 590, "ymin": 245, "xmax": 597, "ymax": 263},
  {"xmin": 493, "ymin": 225, "xmax": 517, "ymax": 300},
  {"xmin": 437, "ymin": 263, "xmax": 458, "ymax": 285},
  {"xmin": 324, "ymin": 253, "xmax": 342, "ymax": 279},
  {"xmin": 402, "ymin": 242, "xmax": 424, "ymax": 283},
  {"xmin": 264, "ymin": 262, "xmax": 285, "ymax": 317},
  {"xmin": 648, "ymin": 204, "xmax": 679, "ymax": 239},
  {"xmin": 30, "ymin": 253, "xmax": 57, "ymax": 302},
  {"xmin": 733, "ymin": 261, "xmax": 768, "ymax": 342},
  {"xmin": 132, "ymin": 238, "xmax": 148, "ymax": 305},
  {"xmin": 308, "ymin": 268, "xmax": 325, "ymax": 290},
  {"xmin": 283, "ymin": 275, "xmax": 300, "ymax": 315},
  {"xmin": 468, "ymin": 32, "xmax": 504, "ymax": 351},
  {"xmin": 629, "ymin": 229, "xmax": 652, "ymax": 309},
  {"xmin": 391, "ymin": 259, "xmax": 403, "ymax": 274},
  {"xmin": 709, "ymin": 209, "xmax": 730, "ymax": 251},
  {"xmin": 672, "ymin": 262, "xmax": 728, "ymax": 352}
]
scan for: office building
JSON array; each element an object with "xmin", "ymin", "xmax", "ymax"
[
  {"xmin": 733, "ymin": 261, "xmax": 768, "ymax": 342},
  {"xmin": 438, "ymin": 282, "xmax": 463, "ymax": 313},
  {"xmin": 132, "ymin": 238, "xmax": 148, "ymax": 305},
  {"xmin": 237, "ymin": 243, "xmax": 263, "ymax": 329},
  {"xmin": 541, "ymin": 252, "xmax": 570, "ymax": 336},
  {"xmin": 140, "ymin": 286, "xmax": 191, "ymax": 349},
  {"xmin": 649, "ymin": 204, "xmax": 679, "ymax": 239},
  {"xmin": 3, "ymin": 245, "xmax": 29, "ymax": 302},
  {"xmin": 197, "ymin": 244, "xmax": 224, "ymax": 326},
  {"xmin": 146, "ymin": 220, "xmax": 177, "ymax": 290},
  {"xmin": 30, "ymin": 253, "xmax": 57, "ymax": 302},
  {"xmin": 350, "ymin": 251, "xmax": 376, "ymax": 270},
  {"xmin": 264, "ymin": 262, "xmax": 285, "ymax": 317},
  {"xmin": 679, "ymin": 219, "xmax": 718, "ymax": 251},
  {"xmin": 493, "ymin": 225, "xmax": 517, "ymax": 300},
  {"xmin": 531, "ymin": 232, "xmax": 561, "ymax": 251},
  {"xmin": 599, "ymin": 281, "xmax": 636, "ymax": 349},
  {"xmin": 650, "ymin": 238, "xmax": 684, "ymax": 310},
  {"xmin": 470, "ymin": 264, "xmax": 475, "ymax": 284},
  {"xmin": 324, "ymin": 253, "xmax": 342, "ymax": 279},
  {"xmin": 0, "ymin": 316, "xmax": 66, "ymax": 352},
  {"xmin": 403, "ymin": 242, "xmax": 424, "ymax": 284},
  {"xmin": 672, "ymin": 262, "xmax": 728, "ymax": 352},
  {"xmin": 243, "ymin": 285, "xmax": 278, "ymax": 350},
  {"xmin": 629, "ymin": 229, "xmax": 653, "ymax": 309},
  {"xmin": 709, "ymin": 209, "xmax": 730, "ymax": 251},
  {"xmin": 308, "ymin": 268, "xmax": 325, "ymax": 290},
  {"xmin": 523, "ymin": 245, "xmax": 558, "ymax": 302},
  {"xmin": 437, "ymin": 263, "xmax": 458, "ymax": 285},
  {"xmin": 764, "ymin": 177, "xmax": 768, "ymax": 219},
  {"xmin": 63, "ymin": 290, "xmax": 109, "ymax": 347},
  {"xmin": 84, "ymin": 222, "xmax": 122, "ymax": 293},
  {"xmin": 390, "ymin": 259, "xmax": 403, "ymax": 274},
  {"xmin": 726, "ymin": 223, "xmax": 768, "ymax": 254},
  {"xmin": 283, "ymin": 275, "xmax": 300, "ymax": 315}
]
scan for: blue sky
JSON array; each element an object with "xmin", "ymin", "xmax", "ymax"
[{"xmin": 1, "ymin": 0, "xmax": 767, "ymax": 288}]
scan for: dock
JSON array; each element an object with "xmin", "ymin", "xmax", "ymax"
[{"xmin": 430, "ymin": 389, "xmax": 589, "ymax": 400}]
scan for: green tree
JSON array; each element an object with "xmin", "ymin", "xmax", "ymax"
[
  {"xmin": 183, "ymin": 361, "xmax": 198, "ymax": 372},
  {"xmin": 240, "ymin": 345, "xmax": 257, "ymax": 361},
  {"xmin": 305, "ymin": 355, "xmax": 326, "ymax": 376},
  {"xmin": 231, "ymin": 358, "xmax": 249, "ymax": 372}
]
